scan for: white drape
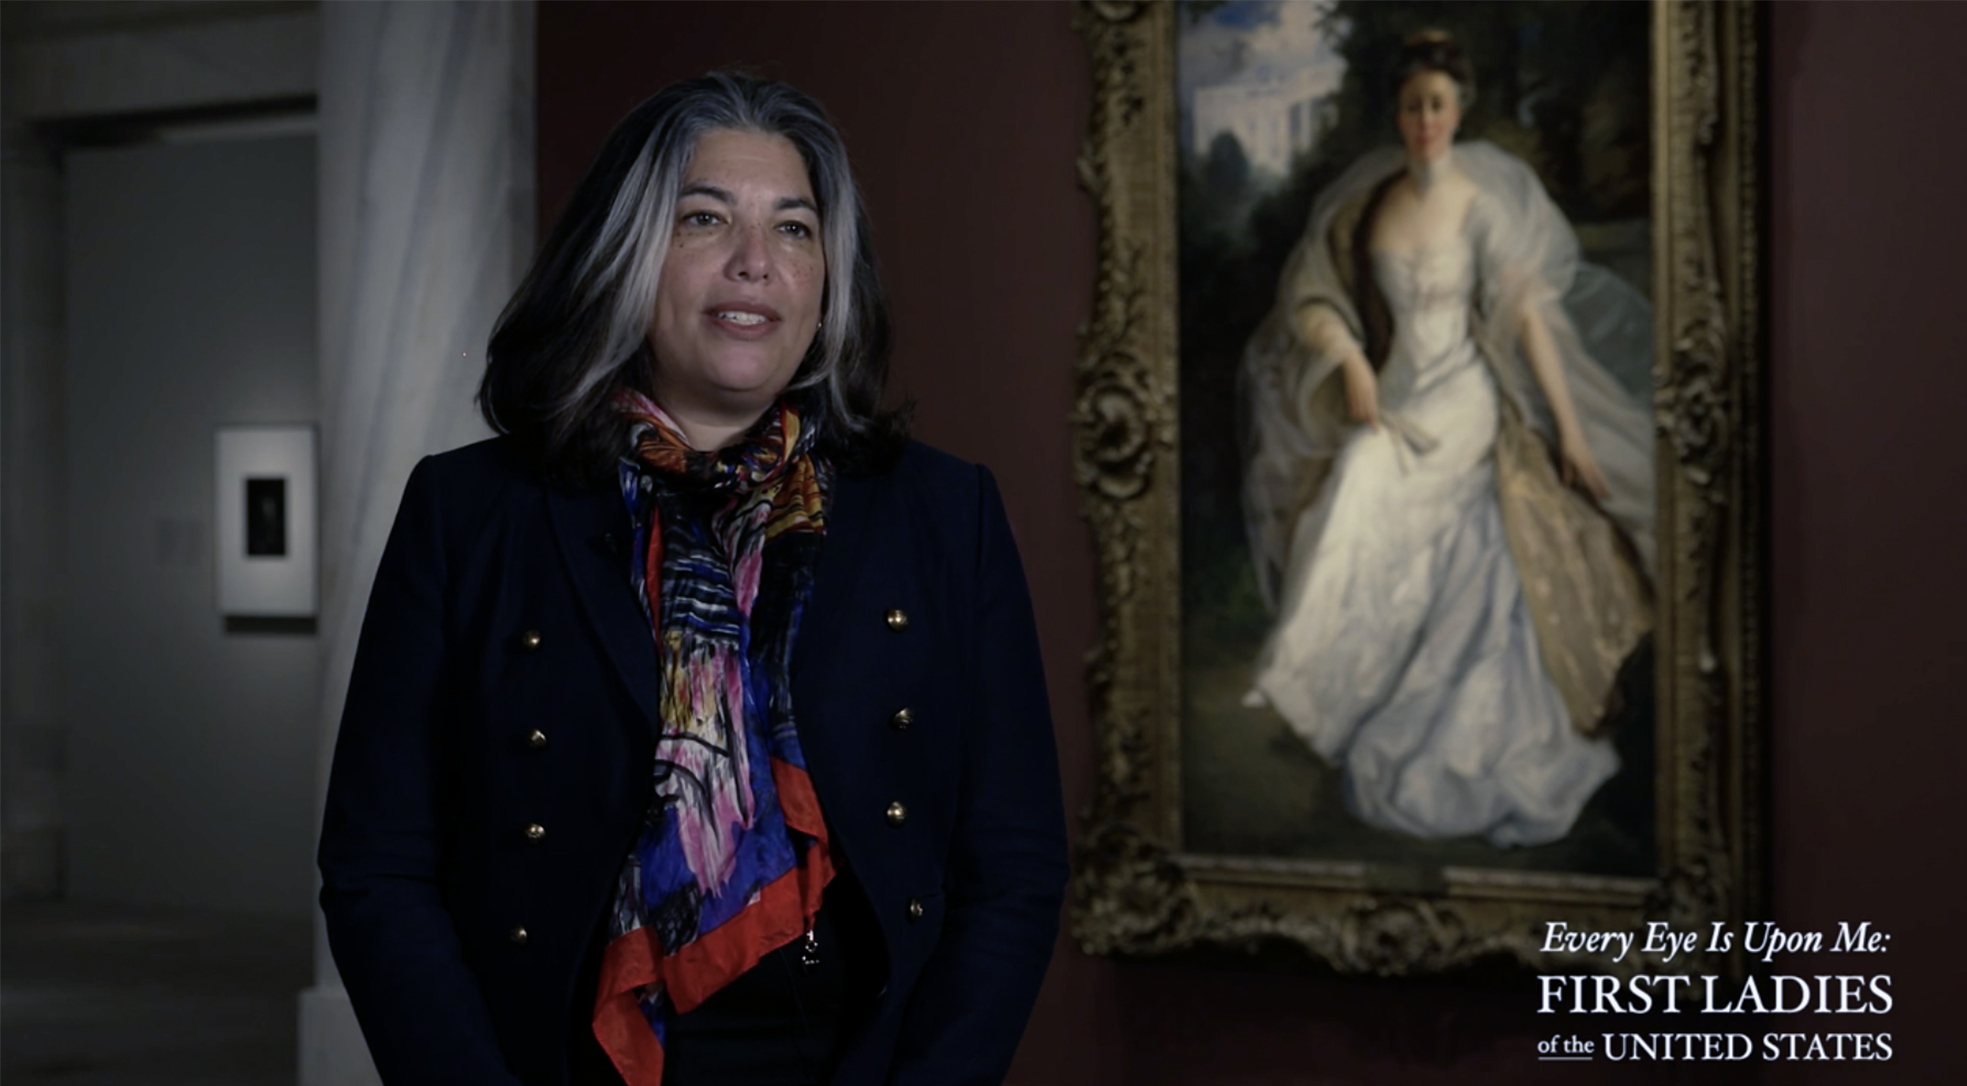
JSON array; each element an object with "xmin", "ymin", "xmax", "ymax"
[{"xmin": 302, "ymin": 4, "xmax": 533, "ymax": 1083}]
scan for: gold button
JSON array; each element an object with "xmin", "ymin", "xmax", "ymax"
[
  {"xmin": 906, "ymin": 898, "xmax": 925, "ymax": 922},
  {"xmin": 885, "ymin": 801, "xmax": 907, "ymax": 827},
  {"xmin": 509, "ymin": 925, "xmax": 529, "ymax": 945},
  {"xmin": 523, "ymin": 822, "xmax": 546, "ymax": 843},
  {"xmin": 526, "ymin": 729, "xmax": 547, "ymax": 749},
  {"xmin": 521, "ymin": 629, "xmax": 543, "ymax": 652},
  {"xmin": 884, "ymin": 608, "xmax": 909, "ymax": 632},
  {"xmin": 890, "ymin": 707, "xmax": 913, "ymax": 730}
]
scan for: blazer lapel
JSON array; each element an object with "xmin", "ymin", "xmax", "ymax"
[
  {"xmin": 546, "ymin": 481, "xmax": 662, "ymax": 735},
  {"xmin": 792, "ymin": 467, "xmax": 878, "ymax": 685}
]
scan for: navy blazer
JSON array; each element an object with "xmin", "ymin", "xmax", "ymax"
[{"xmin": 317, "ymin": 436, "xmax": 1069, "ymax": 1086}]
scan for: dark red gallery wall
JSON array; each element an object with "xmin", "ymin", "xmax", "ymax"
[
  {"xmin": 1764, "ymin": 2, "xmax": 1967, "ymax": 1084},
  {"xmin": 538, "ymin": 3, "xmax": 1967, "ymax": 1084}
]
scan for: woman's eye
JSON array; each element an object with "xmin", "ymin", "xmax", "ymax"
[
  {"xmin": 779, "ymin": 221, "xmax": 813, "ymax": 239},
  {"xmin": 683, "ymin": 211, "xmax": 719, "ymax": 227}
]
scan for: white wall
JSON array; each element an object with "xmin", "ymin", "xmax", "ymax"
[{"xmin": 62, "ymin": 134, "xmax": 320, "ymax": 918}]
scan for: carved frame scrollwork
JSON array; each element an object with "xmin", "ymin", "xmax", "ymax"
[{"xmin": 1069, "ymin": 1, "xmax": 1765, "ymax": 977}]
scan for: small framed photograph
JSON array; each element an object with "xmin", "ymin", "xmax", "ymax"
[{"xmin": 215, "ymin": 425, "xmax": 317, "ymax": 617}]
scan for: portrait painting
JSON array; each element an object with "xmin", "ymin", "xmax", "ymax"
[
  {"xmin": 1071, "ymin": 0, "xmax": 1765, "ymax": 976},
  {"xmin": 1179, "ymin": 0, "xmax": 1656, "ymax": 872}
]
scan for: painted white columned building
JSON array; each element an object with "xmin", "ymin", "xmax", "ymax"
[{"xmin": 1191, "ymin": 66, "xmax": 1334, "ymax": 176}]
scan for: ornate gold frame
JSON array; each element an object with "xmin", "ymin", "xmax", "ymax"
[{"xmin": 1069, "ymin": 1, "xmax": 1764, "ymax": 976}]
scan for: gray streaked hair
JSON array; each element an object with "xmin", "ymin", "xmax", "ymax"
[{"xmin": 481, "ymin": 72, "xmax": 900, "ymax": 481}]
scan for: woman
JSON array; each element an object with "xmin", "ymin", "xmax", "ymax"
[
  {"xmin": 317, "ymin": 73, "xmax": 1068, "ymax": 1086},
  {"xmin": 1238, "ymin": 33, "xmax": 1655, "ymax": 848}
]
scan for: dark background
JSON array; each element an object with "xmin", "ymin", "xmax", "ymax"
[{"xmin": 539, "ymin": 2, "xmax": 1965, "ymax": 1083}]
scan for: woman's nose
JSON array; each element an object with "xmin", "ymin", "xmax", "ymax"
[{"xmin": 725, "ymin": 224, "xmax": 772, "ymax": 282}]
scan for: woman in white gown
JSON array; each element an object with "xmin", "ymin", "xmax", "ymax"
[{"xmin": 1238, "ymin": 33, "xmax": 1656, "ymax": 848}]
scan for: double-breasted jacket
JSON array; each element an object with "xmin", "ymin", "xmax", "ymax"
[{"xmin": 318, "ymin": 436, "xmax": 1069, "ymax": 1085}]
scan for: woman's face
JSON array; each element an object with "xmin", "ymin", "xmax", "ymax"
[
  {"xmin": 648, "ymin": 127, "xmax": 824, "ymax": 432},
  {"xmin": 1396, "ymin": 69, "xmax": 1461, "ymax": 163}
]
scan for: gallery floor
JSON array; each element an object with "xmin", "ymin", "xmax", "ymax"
[{"xmin": 1, "ymin": 900, "xmax": 310, "ymax": 1086}]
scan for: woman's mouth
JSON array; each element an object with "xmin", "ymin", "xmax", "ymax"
[{"xmin": 704, "ymin": 305, "xmax": 782, "ymax": 338}]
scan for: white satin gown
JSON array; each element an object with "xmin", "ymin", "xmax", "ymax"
[{"xmin": 1245, "ymin": 236, "xmax": 1618, "ymax": 847}]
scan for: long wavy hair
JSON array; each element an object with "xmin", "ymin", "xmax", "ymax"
[{"xmin": 479, "ymin": 72, "xmax": 905, "ymax": 483}]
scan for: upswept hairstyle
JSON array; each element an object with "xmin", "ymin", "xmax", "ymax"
[
  {"xmin": 1388, "ymin": 30, "xmax": 1476, "ymax": 109},
  {"xmin": 479, "ymin": 72, "xmax": 904, "ymax": 484}
]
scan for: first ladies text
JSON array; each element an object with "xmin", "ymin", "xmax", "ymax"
[{"xmin": 1540, "ymin": 973, "xmax": 1892, "ymax": 1015}]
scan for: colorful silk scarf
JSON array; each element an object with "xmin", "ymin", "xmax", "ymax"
[{"xmin": 593, "ymin": 390, "xmax": 834, "ymax": 1085}]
